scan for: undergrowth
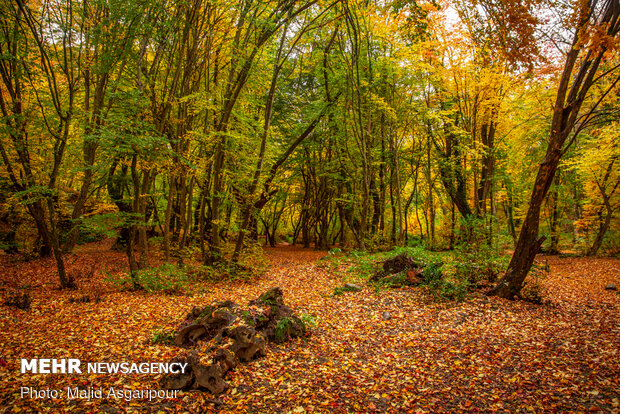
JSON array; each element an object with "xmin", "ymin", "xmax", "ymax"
[
  {"xmin": 326, "ymin": 239, "xmax": 512, "ymax": 302},
  {"xmin": 106, "ymin": 263, "xmax": 190, "ymax": 293}
]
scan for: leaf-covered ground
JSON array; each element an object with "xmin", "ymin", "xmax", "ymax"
[{"xmin": 1, "ymin": 243, "xmax": 619, "ymax": 413}]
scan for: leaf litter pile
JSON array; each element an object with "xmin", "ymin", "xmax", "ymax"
[{"xmin": 1, "ymin": 243, "xmax": 619, "ymax": 413}]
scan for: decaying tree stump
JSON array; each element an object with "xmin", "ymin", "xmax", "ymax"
[
  {"xmin": 370, "ymin": 253, "xmax": 429, "ymax": 287},
  {"xmin": 160, "ymin": 351, "xmax": 229, "ymax": 394},
  {"xmin": 382, "ymin": 253, "xmax": 420, "ymax": 274},
  {"xmin": 160, "ymin": 287, "xmax": 307, "ymax": 394},
  {"xmin": 249, "ymin": 287, "xmax": 306, "ymax": 343}
]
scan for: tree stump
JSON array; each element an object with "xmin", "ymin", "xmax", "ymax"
[
  {"xmin": 160, "ymin": 287, "xmax": 308, "ymax": 394},
  {"xmin": 370, "ymin": 253, "xmax": 427, "ymax": 287},
  {"xmin": 228, "ymin": 325, "xmax": 266, "ymax": 361}
]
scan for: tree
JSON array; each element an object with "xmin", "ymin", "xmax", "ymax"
[
  {"xmin": 206, "ymin": 0, "xmax": 320, "ymax": 263},
  {"xmin": 0, "ymin": 0, "xmax": 80, "ymax": 288},
  {"xmin": 489, "ymin": 0, "xmax": 620, "ymax": 298},
  {"xmin": 63, "ymin": 0, "xmax": 145, "ymax": 253},
  {"xmin": 570, "ymin": 122, "xmax": 620, "ymax": 255}
]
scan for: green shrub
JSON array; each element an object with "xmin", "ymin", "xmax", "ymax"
[
  {"xmin": 440, "ymin": 279, "xmax": 470, "ymax": 301},
  {"xmin": 330, "ymin": 246, "xmax": 462, "ymax": 300},
  {"xmin": 416, "ymin": 260, "xmax": 470, "ymax": 302},
  {"xmin": 406, "ymin": 235, "xmax": 425, "ymax": 248},
  {"xmin": 328, "ymin": 247, "xmax": 343, "ymax": 256},
  {"xmin": 423, "ymin": 276, "xmax": 470, "ymax": 302},
  {"xmin": 396, "ymin": 246, "xmax": 447, "ymax": 266},
  {"xmin": 422, "ymin": 262, "xmax": 443, "ymax": 284},
  {"xmin": 300, "ymin": 313, "xmax": 317, "ymax": 329},
  {"xmin": 151, "ymin": 329, "xmax": 175, "ymax": 345}
]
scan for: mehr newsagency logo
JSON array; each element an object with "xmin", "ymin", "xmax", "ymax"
[
  {"xmin": 19, "ymin": 358, "xmax": 185, "ymax": 402},
  {"xmin": 21, "ymin": 358, "xmax": 187, "ymax": 374}
]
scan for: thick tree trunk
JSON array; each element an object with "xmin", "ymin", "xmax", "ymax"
[
  {"xmin": 486, "ymin": 165, "xmax": 551, "ymax": 298},
  {"xmin": 488, "ymin": 114, "xmax": 571, "ymax": 297}
]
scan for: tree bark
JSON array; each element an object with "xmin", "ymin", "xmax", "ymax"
[
  {"xmin": 488, "ymin": 1, "xmax": 620, "ymax": 298},
  {"xmin": 586, "ymin": 160, "xmax": 618, "ymax": 256},
  {"xmin": 587, "ymin": 205, "xmax": 613, "ymax": 256}
]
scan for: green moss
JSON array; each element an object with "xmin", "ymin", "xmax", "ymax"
[{"xmin": 242, "ymin": 310, "xmax": 255, "ymax": 326}]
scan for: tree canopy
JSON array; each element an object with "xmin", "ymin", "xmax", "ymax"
[{"xmin": 1, "ymin": 0, "xmax": 619, "ymax": 297}]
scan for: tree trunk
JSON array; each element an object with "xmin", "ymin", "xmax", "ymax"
[
  {"xmin": 586, "ymin": 205, "xmax": 612, "ymax": 256},
  {"xmin": 45, "ymin": 198, "xmax": 75, "ymax": 289},
  {"xmin": 488, "ymin": 2, "xmax": 619, "ymax": 298},
  {"xmin": 547, "ymin": 176, "xmax": 561, "ymax": 254},
  {"xmin": 164, "ymin": 177, "xmax": 177, "ymax": 261},
  {"xmin": 586, "ymin": 161, "xmax": 617, "ymax": 256}
]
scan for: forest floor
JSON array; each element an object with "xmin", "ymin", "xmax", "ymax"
[{"xmin": 0, "ymin": 241, "xmax": 619, "ymax": 413}]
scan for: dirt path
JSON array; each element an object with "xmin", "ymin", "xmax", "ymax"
[{"xmin": 264, "ymin": 244, "xmax": 328, "ymax": 267}]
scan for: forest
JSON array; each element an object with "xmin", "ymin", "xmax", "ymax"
[{"xmin": 1, "ymin": 0, "xmax": 619, "ymax": 412}]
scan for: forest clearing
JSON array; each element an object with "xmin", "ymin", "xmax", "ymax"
[
  {"xmin": 1, "ymin": 242, "xmax": 619, "ymax": 412},
  {"xmin": 1, "ymin": 0, "xmax": 620, "ymax": 412}
]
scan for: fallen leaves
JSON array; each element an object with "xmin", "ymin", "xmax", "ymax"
[{"xmin": 0, "ymin": 245, "xmax": 618, "ymax": 413}]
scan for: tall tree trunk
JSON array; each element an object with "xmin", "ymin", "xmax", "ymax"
[
  {"xmin": 425, "ymin": 135, "xmax": 435, "ymax": 248},
  {"xmin": 488, "ymin": 1, "xmax": 620, "ymax": 298},
  {"xmin": 231, "ymin": 23, "xmax": 290, "ymax": 264},
  {"xmin": 503, "ymin": 182, "xmax": 517, "ymax": 245},
  {"xmin": 164, "ymin": 177, "xmax": 177, "ymax": 261},
  {"xmin": 476, "ymin": 114, "xmax": 497, "ymax": 215}
]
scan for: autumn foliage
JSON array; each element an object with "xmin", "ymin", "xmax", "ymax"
[{"xmin": 1, "ymin": 0, "xmax": 619, "ymax": 411}]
